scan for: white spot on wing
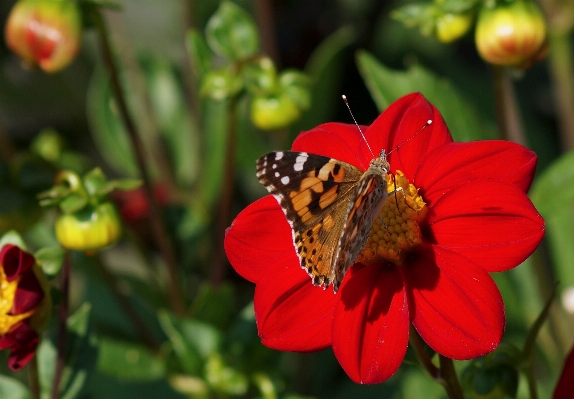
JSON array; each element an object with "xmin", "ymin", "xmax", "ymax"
[
  {"xmin": 275, "ymin": 152, "xmax": 284, "ymax": 160},
  {"xmin": 294, "ymin": 153, "xmax": 308, "ymax": 172},
  {"xmin": 281, "ymin": 176, "xmax": 290, "ymax": 185},
  {"xmin": 275, "ymin": 172, "xmax": 280, "ymax": 177},
  {"xmin": 272, "ymin": 164, "xmax": 277, "ymax": 169}
]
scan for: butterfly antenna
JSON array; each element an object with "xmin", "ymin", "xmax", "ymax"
[
  {"xmin": 387, "ymin": 120, "xmax": 433, "ymax": 155},
  {"xmin": 342, "ymin": 95, "xmax": 375, "ymax": 158}
]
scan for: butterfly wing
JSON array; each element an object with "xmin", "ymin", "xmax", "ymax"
[
  {"xmin": 256, "ymin": 151, "xmax": 363, "ymax": 288},
  {"xmin": 332, "ymin": 171, "xmax": 388, "ymax": 292}
]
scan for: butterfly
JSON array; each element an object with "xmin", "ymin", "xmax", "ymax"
[{"xmin": 256, "ymin": 149, "xmax": 390, "ymax": 293}]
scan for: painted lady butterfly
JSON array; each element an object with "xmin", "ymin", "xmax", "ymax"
[{"xmin": 256, "ymin": 149, "xmax": 390, "ymax": 293}]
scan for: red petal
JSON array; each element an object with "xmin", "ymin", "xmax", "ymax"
[
  {"xmin": 366, "ymin": 93, "xmax": 452, "ymax": 178},
  {"xmin": 332, "ymin": 263, "xmax": 409, "ymax": 384},
  {"xmin": 415, "ymin": 141, "xmax": 538, "ymax": 203},
  {"xmin": 0, "ymin": 244, "xmax": 34, "ymax": 282},
  {"xmin": 292, "ymin": 122, "xmax": 368, "ymax": 169},
  {"xmin": 426, "ymin": 180, "xmax": 545, "ymax": 272},
  {"xmin": 225, "ymin": 196, "xmax": 295, "ymax": 283},
  {"xmin": 405, "ymin": 245, "xmax": 504, "ymax": 360},
  {"xmin": 11, "ymin": 269, "xmax": 44, "ymax": 314},
  {"xmin": 554, "ymin": 342, "xmax": 574, "ymax": 399},
  {"xmin": 0, "ymin": 321, "xmax": 38, "ymax": 371},
  {"xmin": 254, "ymin": 257, "xmax": 337, "ymax": 351}
]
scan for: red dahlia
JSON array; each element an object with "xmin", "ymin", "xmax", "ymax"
[{"xmin": 224, "ymin": 92, "xmax": 545, "ymax": 383}]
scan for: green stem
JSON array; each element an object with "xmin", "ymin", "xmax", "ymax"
[
  {"xmin": 548, "ymin": 31, "xmax": 574, "ymax": 150},
  {"xmin": 409, "ymin": 328, "xmax": 463, "ymax": 399},
  {"xmin": 524, "ymin": 367, "xmax": 539, "ymax": 399},
  {"xmin": 28, "ymin": 355, "xmax": 40, "ymax": 399},
  {"xmin": 51, "ymin": 251, "xmax": 70, "ymax": 399},
  {"xmin": 409, "ymin": 326, "xmax": 439, "ymax": 377},
  {"xmin": 211, "ymin": 97, "xmax": 237, "ymax": 287},
  {"xmin": 92, "ymin": 7, "xmax": 185, "ymax": 315},
  {"xmin": 438, "ymin": 356, "xmax": 464, "ymax": 399},
  {"xmin": 493, "ymin": 66, "xmax": 527, "ymax": 145}
]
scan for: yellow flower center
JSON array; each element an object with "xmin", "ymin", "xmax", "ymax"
[
  {"xmin": 0, "ymin": 266, "xmax": 34, "ymax": 335},
  {"xmin": 357, "ymin": 171, "xmax": 427, "ymax": 266}
]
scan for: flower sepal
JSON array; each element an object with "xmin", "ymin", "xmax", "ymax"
[{"xmin": 38, "ymin": 167, "xmax": 140, "ymax": 252}]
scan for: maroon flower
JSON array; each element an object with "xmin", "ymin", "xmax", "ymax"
[
  {"xmin": 0, "ymin": 244, "xmax": 48, "ymax": 371},
  {"xmin": 224, "ymin": 93, "xmax": 544, "ymax": 383}
]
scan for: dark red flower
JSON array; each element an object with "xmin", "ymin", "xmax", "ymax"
[
  {"xmin": 224, "ymin": 93, "xmax": 544, "ymax": 383},
  {"xmin": 0, "ymin": 244, "xmax": 49, "ymax": 371},
  {"xmin": 554, "ymin": 343, "xmax": 574, "ymax": 399}
]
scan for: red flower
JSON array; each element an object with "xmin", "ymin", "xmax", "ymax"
[
  {"xmin": 224, "ymin": 93, "xmax": 544, "ymax": 384},
  {"xmin": 554, "ymin": 343, "xmax": 574, "ymax": 399},
  {"xmin": 0, "ymin": 244, "xmax": 49, "ymax": 371}
]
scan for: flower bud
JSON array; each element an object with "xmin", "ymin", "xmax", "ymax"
[
  {"xmin": 435, "ymin": 12, "xmax": 473, "ymax": 43},
  {"xmin": 4, "ymin": 0, "xmax": 82, "ymax": 73},
  {"xmin": 475, "ymin": 0, "xmax": 547, "ymax": 68},
  {"xmin": 250, "ymin": 93, "xmax": 301, "ymax": 131},
  {"xmin": 55, "ymin": 202, "xmax": 121, "ymax": 251}
]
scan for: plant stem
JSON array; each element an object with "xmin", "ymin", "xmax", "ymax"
[
  {"xmin": 92, "ymin": 7, "xmax": 185, "ymax": 315},
  {"xmin": 438, "ymin": 355, "xmax": 464, "ymax": 399},
  {"xmin": 548, "ymin": 31, "xmax": 574, "ymax": 150},
  {"xmin": 409, "ymin": 328, "xmax": 463, "ymax": 399},
  {"xmin": 409, "ymin": 326, "xmax": 439, "ymax": 377},
  {"xmin": 28, "ymin": 355, "xmax": 40, "ymax": 399},
  {"xmin": 211, "ymin": 97, "xmax": 237, "ymax": 287},
  {"xmin": 94, "ymin": 255, "xmax": 160, "ymax": 351},
  {"xmin": 51, "ymin": 251, "xmax": 70, "ymax": 399},
  {"xmin": 493, "ymin": 66, "xmax": 527, "ymax": 145},
  {"xmin": 524, "ymin": 367, "xmax": 539, "ymax": 399}
]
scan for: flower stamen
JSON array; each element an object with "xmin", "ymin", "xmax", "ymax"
[{"xmin": 357, "ymin": 171, "xmax": 427, "ymax": 265}]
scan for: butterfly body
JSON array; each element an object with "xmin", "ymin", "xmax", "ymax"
[{"xmin": 256, "ymin": 150, "xmax": 390, "ymax": 293}]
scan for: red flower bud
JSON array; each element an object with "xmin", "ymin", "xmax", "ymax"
[
  {"xmin": 475, "ymin": 0, "xmax": 547, "ymax": 68},
  {"xmin": 4, "ymin": 0, "xmax": 82, "ymax": 73}
]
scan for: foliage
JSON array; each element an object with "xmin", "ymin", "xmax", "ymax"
[{"xmin": 0, "ymin": 0, "xmax": 571, "ymax": 398}]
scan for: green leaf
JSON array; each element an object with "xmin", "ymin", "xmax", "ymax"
[
  {"xmin": 0, "ymin": 230, "xmax": 27, "ymax": 250},
  {"xmin": 0, "ymin": 375, "xmax": 30, "ymax": 399},
  {"xmin": 190, "ymin": 282, "xmax": 235, "ymax": 329},
  {"xmin": 142, "ymin": 56, "xmax": 200, "ymax": 186},
  {"xmin": 59, "ymin": 193, "xmax": 88, "ymax": 214},
  {"xmin": 35, "ymin": 246, "xmax": 65, "ymax": 277},
  {"xmin": 158, "ymin": 312, "xmax": 221, "ymax": 375},
  {"xmin": 68, "ymin": 303, "xmax": 92, "ymax": 336},
  {"xmin": 205, "ymin": 1, "xmax": 260, "ymax": 61},
  {"xmin": 200, "ymin": 68, "xmax": 243, "ymax": 100},
  {"xmin": 204, "ymin": 354, "xmax": 248, "ymax": 395},
  {"xmin": 95, "ymin": 179, "xmax": 141, "ymax": 197},
  {"xmin": 186, "ymin": 29, "xmax": 212, "ymax": 77},
  {"xmin": 242, "ymin": 57, "xmax": 277, "ymax": 95},
  {"xmin": 97, "ymin": 338, "xmax": 166, "ymax": 381},
  {"xmin": 87, "ymin": 66, "xmax": 138, "ymax": 177},
  {"xmin": 82, "ymin": 168, "xmax": 107, "ymax": 196},
  {"xmin": 198, "ymin": 98, "xmax": 227, "ymax": 207},
  {"xmin": 391, "ymin": 3, "xmax": 436, "ymax": 36},
  {"xmin": 37, "ymin": 339, "xmax": 58, "ymax": 399},
  {"xmin": 530, "ymin": 150, "xmax": 574, "ymax": 288},
  {"xmin": 356, "ymin": 50, "xmax": 496, "ymax": 141}
]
